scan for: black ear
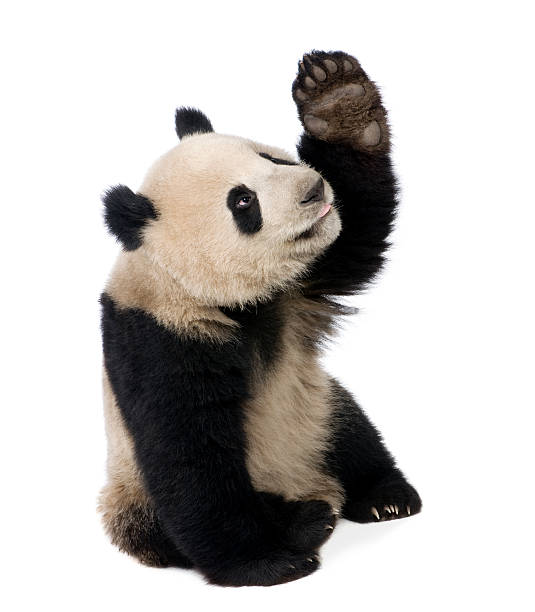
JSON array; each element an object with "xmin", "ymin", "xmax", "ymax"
[
  {"xmin": 102, "ymin": 185, "xmax": 158, "ymax": 251},
  {"xmin": 175, "ymin": 107, "xmax": 214, "ymax": 139}
]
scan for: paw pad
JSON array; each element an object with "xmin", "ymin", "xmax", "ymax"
[
  {"xmin": 304, "ymin": 115, "xmax": 328, "ymax": 135},
  {"xmin": 292, "ymin": 51, "xmax": 389, "ymax": 152},
  {"xmin": 324, "ymin": 59, "xmax": 337, "ymax": 73},
  {"xmin": 343, "ymin": 59, "xmax": 354, "ymax": 72},
  {"xmin": 312, "ymin": 65, "xmax": 327, "ymax": 81},
  {"xmin": 362, "ymin": 120, "xmax": 381, "ymax": 146}
]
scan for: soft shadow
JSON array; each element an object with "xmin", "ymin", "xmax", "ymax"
[{"xmin": 323, "ymin": 517, "xmax": 403, "ymax": 561}]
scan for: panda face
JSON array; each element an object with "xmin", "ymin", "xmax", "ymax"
[{"xmin": 136, "ymin": 132, "xmax": 341, "ymax": 306}]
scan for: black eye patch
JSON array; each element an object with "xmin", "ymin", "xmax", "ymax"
[
  {"xmin": 258, "ymin": 152, "xmax": 298, "ymax": 166},
  {"xmin": 227, "ymin": 185, "xmax": 262, "ymax": 235}
]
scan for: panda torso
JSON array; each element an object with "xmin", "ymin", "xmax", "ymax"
[
  {"xmin": 226, "ymin": 295, "xmax": 345, "ymax": 513},
  {"xmin": 102, "ymin": 249, "xmax": 345, "ymax": 520}
]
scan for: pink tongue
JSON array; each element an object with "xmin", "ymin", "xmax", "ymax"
[{"xmin": 318, "ymin": 203, "xmax": 332, "ymax": 218}]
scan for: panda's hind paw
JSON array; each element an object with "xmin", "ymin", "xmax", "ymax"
[
  {"xmin": 292, "ymin": 51, "xmax": 389, "ymax": 152},
  {"xmin": 343, "ymin": 476, "xmax": 422, "ymax": 523}
]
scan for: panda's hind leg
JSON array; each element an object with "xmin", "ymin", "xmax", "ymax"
[
  {"xmin": 326, "ymin": 378, "xmax": 422, "ymax": 524},
  {"xmin": 99, "ymin": 370, "xmax": 193, "ymax": 568},
  {"xmin": 342, "ymin": 469, "xmax": 422, "ymax": 524},
  {"xmin": 99, "ymin": 483, "xmax": 192, "ymax": 568}
]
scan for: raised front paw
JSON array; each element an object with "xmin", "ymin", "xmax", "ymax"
[
  {"xmin": 343, "ymin": 475, "xmax": 422, "ymax": 523},
  {"xmin": 292, "ymin": 50, "xmax": 389, "ymax": 152}
]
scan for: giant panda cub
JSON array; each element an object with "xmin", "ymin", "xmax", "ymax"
[{"xmin": 99, "ymin": 50, "xmax": 421, "ymax": 587}]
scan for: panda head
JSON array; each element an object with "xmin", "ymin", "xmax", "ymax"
[{"xmin": 103, "ymin": 108, "xmax": 341, "ymax": 307}]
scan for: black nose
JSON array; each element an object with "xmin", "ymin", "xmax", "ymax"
[{"xmin": 300, "ymin": 178, "xmax": 324, "ymax": 206}]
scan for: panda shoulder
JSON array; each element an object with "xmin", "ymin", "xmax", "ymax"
[{"xmin": 102, "ymin": 250, "xmax": 239, "ymax": 343}]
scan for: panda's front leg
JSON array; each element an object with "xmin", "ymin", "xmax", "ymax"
[
  {"xmin": 292, "ymin": 51, "xmax": 398, "ymax": 296},
  {"xmin": 101, "ymin": 296, "xmax": 337, "ymax": 586}
]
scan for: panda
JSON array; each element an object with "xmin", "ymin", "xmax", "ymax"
[{"xmin": 99, "ymin": 50, "xmax": 421, "ymax": 587}]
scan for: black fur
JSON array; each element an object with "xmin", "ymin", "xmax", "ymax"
[
  {"xmin": 291, "ymin": 55, "xmax": 418, "ymax": 522},
  {"xmin": 108, "ymin": 502, "xmax": 194, "ymax": 568},
  {"xmin": 101, "ymin": 294, "xmax": 335, "ymax": 586},
  {"xmin": 297, "ymin": 136, "xmax": 397, "ymax": 297},
  {"xmin": 295, "ymin": 131, "xmax": 418, "ymax": 521},
  {"xmin": 175, "ymin": 107, "xmax": 214, "ymax": 139},
  {"xmin": 258, "ymin": 152, "xmax": 298, "ymax": 166},
  {"xmin": 226, "ymin": 185, "xmax": 263, "ymax": 235},
  {"xmin": 102, "ymin": 185, "xmax": 158, "ymax": 251},
  {"xmin": 325, "ymin": 379, "xmax": 421, "ymax": 522},
  {"xmin": 220, "ymin": 296, "xmax": 285, "ymax": 368}
]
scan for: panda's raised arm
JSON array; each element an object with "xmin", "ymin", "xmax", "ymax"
[
  {"xmin": 100, "ymin": 294, "xmax": 335, "ymax": 586},
  {"xmin": 293, "ymin": 51, "xmax": 398, "ymax": 296}
]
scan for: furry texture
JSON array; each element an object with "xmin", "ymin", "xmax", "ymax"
[
  {"xmin": 99, "ymin": 50, "xmax": 421, "ymax": 587},
  {"xmin": 175, "ymin": 106, "xmax": 214, "ymax": 139},
  {"xmin": 292, "ymin": 51, "xmax": 390, "ymax": 152},
  {"xmin": 101, "ymin": 293, "xmax": 336, "ymax": 586},
  {"xmin": 102, "ymin": 186, "xmax": 158, "ymax": 251},
  {"xmin": 226, "ymin": 185, "xmax": 263, "ymax": 234},
  {"xmin": 325, "ymin": 379, "xmax": 421, "ymax": 522},
  {"xmin": 99, "ymin": 369, "xmax": 194, "ymax": 568},
  {"xmin": 134, "ymin": 132, "xmax": 339, "ymax": 306}
]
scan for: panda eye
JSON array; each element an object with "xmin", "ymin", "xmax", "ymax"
[
  {"xmin": 227, "ymin": 185, "xmax": 262, "ymax": 234},
  {"xmin": 236, "ymin": 195, "xmax": 252, "ymax": 209}
]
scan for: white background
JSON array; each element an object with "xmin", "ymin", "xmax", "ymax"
[{"xmin": 2, "ymin": 1, "xmax": 534, "ymax": 610}]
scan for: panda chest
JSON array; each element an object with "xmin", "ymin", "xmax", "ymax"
[{"xmin": 242, "ymin": 326, "xmax": 343, "ymax": 508}]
